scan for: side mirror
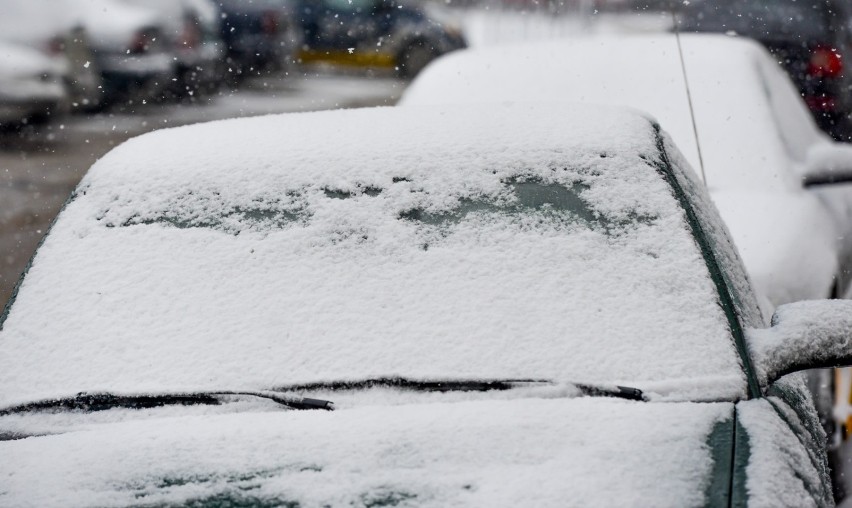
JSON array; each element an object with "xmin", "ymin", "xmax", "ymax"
[
  {"xmin": 803, "ymin": 143, "xmax": 852, "ymax": 187},
  {"xmin": 747, "ymin": 300, "xmax": 852, "ymax": 389}
]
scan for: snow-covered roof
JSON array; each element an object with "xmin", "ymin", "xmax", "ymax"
[
  {"xmin": 0, "ymin": 397, "xmax": 733, "ymax": 507},
  {"xmin": 402, "ymin": 34, "xmax": 816, "ymax": 192},
  {"xmin": 0, "ymin": 104, "xmax": 746, "ymax": 406}
]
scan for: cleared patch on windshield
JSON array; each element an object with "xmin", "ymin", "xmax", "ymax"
[
  {"xmin": 98, "ymin": 173, "xmax": 657, "ymax": 235},
  {"xmin": 399, "ymin": 180, "xmax": 596, "ymax": 226},
  {"xmin": 126, "ymin": 466, "xmax": 313, "ymax": 507},
  {"xmin": 99, "ymin": 193, "xmax": 310, "ymax": 234}
]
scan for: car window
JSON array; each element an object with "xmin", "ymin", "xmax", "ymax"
[
  {"xmin": 754, "ymin": 54, "xmax": 824, "ymax": 164},
  {"xmin": 681, "ymin": 0, "xmax": 831, "ymax": 41}
]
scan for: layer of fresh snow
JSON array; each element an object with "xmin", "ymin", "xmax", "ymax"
[
  {"xmin": 0, "ymin": 397, "xmax": 733, "ymax": 507},
  {"xmin": 747, "ymin": 300, "xmax": 852, "ymax": 388},
  {"xmin": 401, "ymin": 33, "xmax": 843, "ymax": 305},
  {"xmin": 738, "ymin": 398, "xmax": 830, "ymax": 507},
  {"xmin": 0, "ymin": 104, "xmax": 747, "ymax": 406}
]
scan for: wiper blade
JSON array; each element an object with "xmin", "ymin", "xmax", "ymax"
[
  {"xmin": 276, "ymin": 377, "xmax": 645, "ymax": 401},
  {"xmin": 0, "ymin": 390, "xmax": 334, "ymax": 416}
]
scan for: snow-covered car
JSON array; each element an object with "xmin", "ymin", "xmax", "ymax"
[
  {"xmin": 294, "ymin": 0, "xmax": 466, "ymax": 77},
  {"xmin": 0, "ymin": 0, "xmax": 103, "ymax": 112},
  {"xmin": 0, "ymin": 41, "xmax": 68, "ymax": 128},
  {"xmin": 66, "ymin": 0, "xmax": 178, "ymax": 106},
  {"xmin": 401, "ymin": 34, "xmax": 852, "ymax": 312},
  {"xmin": 118, "ymin": 0, "xmax": 225, "ymax": 98},
  {"xmin": 2, "ymin": 103, "xmax": 852, "ymax": 506}
]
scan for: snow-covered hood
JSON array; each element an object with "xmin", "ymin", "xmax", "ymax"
[{"xmin": 0, "ymin": 397, "xmax": 733, "ymax": 507}]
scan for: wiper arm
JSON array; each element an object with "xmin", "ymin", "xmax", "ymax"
[
  {"xmin": 0, "ymin": 390, "xmax": 334, "ymax": 416},
  {"xmin": 276, "ymin": 377, "xmax": 645, "ymax": 401}
]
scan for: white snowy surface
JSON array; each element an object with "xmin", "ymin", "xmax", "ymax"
[
  {"xmin": 0, "ymin": 104, "xmax": 747, "ymax": 405},
  {"xmin": 738, "ymin": 398, "xmax": 827, "ymax": 507},
  {"xmin": 747, "ymin": 300, "xmax": 852, "ymax": 388},
  {"xmin": 0, "ymin": 41, "xmax": 62, "ymax": 81},
  {"xmin": 402, "ymin": 33, "xmax": 843, "ymax": 305},
  {"xmin": 0, "ymin": 397, "xmax": 733, "ymax": 507}
]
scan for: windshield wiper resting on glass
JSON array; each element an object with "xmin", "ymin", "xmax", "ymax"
[
  {"xmin": 0, "ymin": 390, "xmax": 335, "ymax": 416},
  {"xmin": 276, "ymin": 377, "xmax": 645, "ymax": 401}
]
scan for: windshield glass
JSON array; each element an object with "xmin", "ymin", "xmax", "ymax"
[{"xmin": 0, "ymin": 106, "xmax": 745, "ymax": 405}]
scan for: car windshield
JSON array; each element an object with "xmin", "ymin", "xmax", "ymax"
[{"xmin": 0, "ymin": 106, "xmax": 746, "ymax": 406}]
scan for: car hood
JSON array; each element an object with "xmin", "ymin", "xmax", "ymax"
[{"xmin": 0, "ymin": 397, "xmax": 733, "ymax": 507}]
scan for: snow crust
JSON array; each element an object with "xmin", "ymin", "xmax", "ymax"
[
  {"xmin": 0, "ymin": 397, "xmax": 732, "ymax": 507},
  {"xmin": 0, "ymin": 104, "xmax": 746, "ymax": 405}
]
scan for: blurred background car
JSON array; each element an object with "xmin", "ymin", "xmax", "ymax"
[
  {"xmin": 119, "ymin": 0, "xmax": 225, "ymax": 99},
  {"xmin": 0, "ymin": 41, "xmax": 68, "ymax": 129},
  {"xmin": 67, "ymin": 0, "xmax": 177, "ymax": 108},
  {"xmin": 215, "ymin": 0, "xmax": 302, "ymax": 80},
  {"xmin": 0, "ymin": 0, "xmax": 102, "ymax": 112},
  {"xmin": 295, "ymin": 0, "xmax": 466, "ymax": 77},
  {"xmin": 679, "ymin": 0, "xmax": 852, "ymax": 142}
]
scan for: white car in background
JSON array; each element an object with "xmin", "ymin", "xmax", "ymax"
[
  {"xmin": 0, "ymin": 41, "xmax": 68, "ymax": 128},
  {"xmin": 0, "ymin": 0, "xmax": 101, "ymax": 113},
  {"xmin": 402, "ymin": 34, "xmax": 852, "ymax": 314}
]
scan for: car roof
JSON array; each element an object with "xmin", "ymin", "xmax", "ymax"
[
  {"xmin": 402, "ymin": 33, "xmax": 819, "ymax": 192},
  {"xmin": 0, "ymin": 103, "xmax": 747, "ymax": 406}
]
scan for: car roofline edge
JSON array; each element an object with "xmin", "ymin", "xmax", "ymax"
[{"xmin": 651, "ymin": 124, "xmax": 762, "ymax": 400}]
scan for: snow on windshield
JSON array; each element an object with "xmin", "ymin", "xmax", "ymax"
[{"xmin": 0, "ymin": 104, "xmax": 745, "ymax": 405}]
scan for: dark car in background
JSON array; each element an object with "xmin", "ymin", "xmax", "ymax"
[
  {"xmin": 216, "ymin": 0, "xmax": 301, "ymax": 79},
  {"xmin": 680, "ymin": 0, "xmax": 852, "ymax": 141},
  {"xmin": 295, "ymin": 0, "xmax": 466, "ymax": 77}
]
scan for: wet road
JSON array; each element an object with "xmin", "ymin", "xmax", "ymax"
[{"xmin": 0, "ymin": 70, "xmax": 406, "ymax": 308}]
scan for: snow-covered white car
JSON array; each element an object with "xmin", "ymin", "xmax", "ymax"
[
  {"xmin": 401, "ymin": 34, "xmax": 852, "ymax": 313},
  {"xmin": 0, "ymin": 0, "xmax": 103, "ymax": 112},
  {"xmin": 0, "ymin": 41, "xmax": 68, "ymax": 128},
  {"xmin": 2, "ymin": 104, "xmax": 852, "ymax": 506},
  {"xmin": 65, "ymin": 0, "xmax": 178, "ymax": 106}
]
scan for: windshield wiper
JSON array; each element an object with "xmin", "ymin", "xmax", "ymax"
[
  {"xmin": 0, "ymin": 390, "xmax": 334, "ymax": 416},
  {"xmin": 275, "ymin": 377, "xmax": 645, "ymax": 401}
]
